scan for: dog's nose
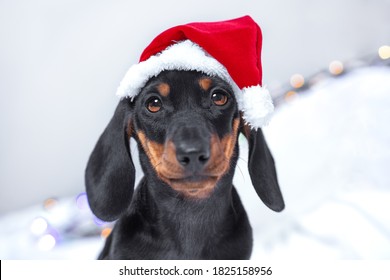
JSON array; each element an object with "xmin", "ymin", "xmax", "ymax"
[
  {"xmin": 176, "ymin": 142, "xmax": 210, "ymax": 170},
  {"xmin": 173, "ymin": 127, "xmax": 211, "ymax": 172}
]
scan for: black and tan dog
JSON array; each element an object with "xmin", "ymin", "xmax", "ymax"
[{"xmin": 85, "ymin": 70, "xmax": 284, "ymax": 259}]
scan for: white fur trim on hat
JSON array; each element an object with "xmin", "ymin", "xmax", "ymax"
[{"xmin": 116, "ymin": 40, "xmax": 273, "ymax": 128}]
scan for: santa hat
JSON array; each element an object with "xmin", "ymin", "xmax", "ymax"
[{"xmin": 116, "ymin": 15, "xmax": 273, "ymax": 128}]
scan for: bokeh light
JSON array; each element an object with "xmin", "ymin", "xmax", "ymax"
[
  {"xmin": 290, "ymin": 74, "xmax": 305, "ymax": 89},
  {"xmin": 378, "ymin": 45, "xmax": 390, "ymax": 60},
  {"xmin": 37, "ymin": 234, "xmax": 56, "ymax": 251},
  {"xmin": 30, "ymin": 217, "xmax": 48, "ymax": 235},
  {"xmin": 93, "ymin": 216, "xmax": 107, "ymax": 226},
  {"xmin": 43, "ymin": 198, "xmax": 58, "ymax": 210},
  {"xmin": 284, "ymin": 91, "xmax": 297, "ymax": 101},
  {"xmin": 329, "ymin": 60, "xmax": 344, "ymax": 75},
  {"xmin": 101, "ymin": 228, "xmax": 112, "ymax": 239},
  {"xmin": 76, "ymin": 192, "xmax": 89, "ymax": 210}
]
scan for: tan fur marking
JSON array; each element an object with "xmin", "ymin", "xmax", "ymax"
[
  {"xmin": 158, "ymin": 140, "xmax": 184, "ymax": 179},
  {"xmin": 157, "ymin": 83, "xmax": 170, "ymax": 97},
  {"xmin": 137, "ymin": 131, "xmax": 164, "ymax": 169},
  {"xmin": 221, "ymin": 118, "xmax": 240, "ymax": 161},
  {"xmin": 205, "ymin": 118, "xmax": 240, "ymax": 177},
  {"xmin": 199, "ymin": 78, "xmax": 213, "ymax": 91},
  {"xmin": 206, "ymin": 134, "xmax": 227, "ymax": 176}
]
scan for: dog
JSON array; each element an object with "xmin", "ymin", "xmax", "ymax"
[{"xmin": 85, "ymin": 70, "xmax": 284, "ymax": 259}]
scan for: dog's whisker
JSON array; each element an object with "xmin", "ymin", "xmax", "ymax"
[
  {"xmin": 238, "ymin": 156, "xmax": 248, "ymax": 164},
  {"xmin": 235, "ymin": 164, "xmax": 246, "ymax": 182}
]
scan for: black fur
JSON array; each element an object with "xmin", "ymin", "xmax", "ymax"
[{"xmin": 85, "ymin": 70, "xmax": 284, "ymax": 259}]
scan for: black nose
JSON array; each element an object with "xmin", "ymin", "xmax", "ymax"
[
  {"xmin": 176, "ymin": 142, "xmax": 210, "ymax": 170},
  {"xmin": 173, "ymin": 127, "xmax": 210, "ymax": 172}
]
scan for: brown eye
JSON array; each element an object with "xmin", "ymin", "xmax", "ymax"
[
  {"xmin": 211, "ymin": 90, "xmax": 228, "ymax": 106},
  {"xmin": 146, "ymin": 97, "xmax": 162, "ymax": 113}
]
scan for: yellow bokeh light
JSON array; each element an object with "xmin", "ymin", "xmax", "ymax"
[
  {"xmin": 329, "ymin": 60, "xmax": 344, "ymax": 75},
  {"xmin": 284, "ymin": 91, "xmax": 297, "ymax": 101},
  {"xmin": 101, "ymin": 228, "xmax": 112, "ymax": 239},
  {"xmin": 290, "ymin": 74, "xmax": 305, "ymax": 89},
  {"xmin": 43, "ymin": 198, "xmax": 58, "ymax": 210},
  {"xmin": 378, "ymin": 45, "xmax": 390, "ymax": 60}
]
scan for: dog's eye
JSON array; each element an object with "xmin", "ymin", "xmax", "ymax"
[
  {"xmin": 146, "ymin": 97, "xmax": 162, "ymax": 113},
  {"xmin": 211, "ymin": 90, "xmax": 228, "ymax": 106}
]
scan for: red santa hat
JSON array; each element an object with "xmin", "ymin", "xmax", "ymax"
[{"xmin": 116, "ymin": 15, "xmax": 273, "ymax": 128}]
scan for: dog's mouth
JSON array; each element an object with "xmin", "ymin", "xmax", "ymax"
[
  {"xmin": 169, "ymin": 175, "xmax": 217, "ymax": 183},
  {"xmin": 161, "ymin": 174, "xmax": 219, "ymax": 198}
]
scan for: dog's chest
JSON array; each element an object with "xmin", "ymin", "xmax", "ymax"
[{"xmin": 154, "ymin": 209, "xmax": 222, "ymax": 259}]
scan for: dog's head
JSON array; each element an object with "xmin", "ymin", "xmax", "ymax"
[
  {"xmin": 132, "ymin": 70, "xmax": 239, "ymax": 199},
  {"xmin": 86, "ymin": 70, "xmax": 284, "ymax": 221}
]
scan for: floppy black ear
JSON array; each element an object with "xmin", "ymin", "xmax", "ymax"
[
  {"xmin": 85, "ymin": 99, "xmax": 135, "ymax": 221},
  {"xmin": 242, "ymin": 124, "xmax": 285, "ymax": 212}
]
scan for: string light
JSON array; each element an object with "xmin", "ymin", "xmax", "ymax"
[
  {"xmin": 290, "ymin": 74, "xmax": 305, "ymax": 89},
  {"xmin": 329, "ymin": 60, "xmax": 344, "ymax": 75},
  {"xmin": 378, "ymin": 45, "xmax": 390, "ymax": 60},
  {"xmin": 273, "ymin": 46, "xmax": 389, "ymax": 105}
]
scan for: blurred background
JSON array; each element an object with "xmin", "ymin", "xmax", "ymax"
[{"xmin": 0, "ymin": 0, "xmax": 389, "ymax": 259}]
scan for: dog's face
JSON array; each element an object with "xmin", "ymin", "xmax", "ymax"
[
  {"xmin": 86, "ymin": 70, "xmax": 284, "ymax": 222},
  {"xmin": 131, "ymin": 70, "xmax": 240, "ymax": 198}
]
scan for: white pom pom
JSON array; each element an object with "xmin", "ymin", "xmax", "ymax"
[{"xmin": 236, "ymin": 85, "xmax": 274, "ymax": 129}]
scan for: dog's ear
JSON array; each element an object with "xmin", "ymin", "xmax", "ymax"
[
  {"xmin": 85, "ymin": 99, "xmax": 135, "ymax": 221},
  {"xmin": 241, "ymin": 122, "xmax": 285, "ymax": 212}
]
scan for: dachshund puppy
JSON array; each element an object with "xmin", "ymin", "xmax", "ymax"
[{"xmin": 85, "ymin": 70, "xmax": 284, "ymax": 259}]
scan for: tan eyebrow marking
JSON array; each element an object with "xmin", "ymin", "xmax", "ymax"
[
  {"xmin": 157, "ymin": 83, "xmax": 170, "ymax": 97},
  {"xmin": 199, "ymin": 78, "xmax": 213, "ymax": 91}
]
